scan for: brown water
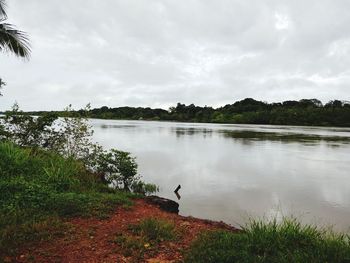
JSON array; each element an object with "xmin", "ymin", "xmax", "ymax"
[{"xmin": 91, "ymin": 119, "xmax": 350, "ymax": 231}]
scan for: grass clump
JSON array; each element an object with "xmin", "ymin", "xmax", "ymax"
[
  {"xmin": 185, "ymin": 218, "xmax": 350, "ymax": 263},
  {"xmin": 113, "ymin": 233, "xmax": 147, "ymax": 260},
  {"xmin": 130, "ymin": 218, "xmax": 176, "ymax": 243},
  {"xmin": 113, "ymin": 218, "xmax": 176, "ymax": 260}
]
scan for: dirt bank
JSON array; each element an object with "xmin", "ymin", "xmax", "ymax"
[{"xmin": 13, "ymin": 199, "xmax": 238, "ymax": 263}]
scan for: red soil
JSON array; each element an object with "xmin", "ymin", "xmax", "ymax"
[{"xmin": 13, "ymin": 199, "xmax": 238, "ymax": 263}]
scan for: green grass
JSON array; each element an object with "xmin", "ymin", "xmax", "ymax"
[
  {"xmin": 185, "ymin": 218, "xmax": 350, "ymax": 263},
  {"xmin": 0, "ymin": 142, "xmax": 134, "ymax": 256}
]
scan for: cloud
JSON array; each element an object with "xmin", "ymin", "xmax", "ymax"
[{"xmin": 0, "ymin": 0, "xmax": 350, "ymax": 110}]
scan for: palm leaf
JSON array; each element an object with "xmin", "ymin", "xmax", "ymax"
[
  {"xmin": 0, "ymin": 0, "xmax": 7, "ymax": 19},
  {"xmin": 0, "ymin": 23, "xmax": 31, "ymax": 58}
]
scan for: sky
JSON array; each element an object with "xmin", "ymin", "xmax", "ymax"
[{"xmin": 1, "ymin": 0, "xmax": 350, "ymax": 111}]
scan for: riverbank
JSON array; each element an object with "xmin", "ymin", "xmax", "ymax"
[
  {"xmin": 6, "ymin": 197, "xmax": 350, "ymax": 263},
  {"xmin": 1, "ymin": 130, "xmax": 350, "ymax": 262},
  {"xmin": 0, "ymin": 141, "xmax": 238, "ymax": 262},
  {"xmin": 9, "ymin": 198, "xmax": 238, "ymax": 263}
]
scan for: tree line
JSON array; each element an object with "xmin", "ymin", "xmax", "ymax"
[{"xmin": 23, "ymin": 98, "xmax": 350, "ymax": 127}]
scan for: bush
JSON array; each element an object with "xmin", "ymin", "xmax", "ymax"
[
  {"xmin": 92, "ymin": 148, "xmax": 158, "ymax": 195},
  {"xmin": 185, "ymin": 218, "xmax": 350, "ymax": 263},
  {"xmin": 93, "ymin": 149, "xmax": 138, "ymax": 190}
]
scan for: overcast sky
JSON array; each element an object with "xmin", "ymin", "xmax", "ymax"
[{"xmin": 1, "ymin": 0, "xmax": 350, "ymax": 111}]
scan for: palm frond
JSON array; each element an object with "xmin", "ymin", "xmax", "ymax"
[
  {"xmin": 0, "ymin": 23, "xmax": 31, "ymax": 59},
  {"xmin": 0, "ymin": 0, "xmax": 7, "ymax": 20}
]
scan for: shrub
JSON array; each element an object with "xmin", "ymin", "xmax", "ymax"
[
  {"xmin": 91, "ymin": 147, "xmax": 158, "ymax": 194},
  {"xmin": 93, "ymin": 149, "xmax": 138, "ymax": 190}
]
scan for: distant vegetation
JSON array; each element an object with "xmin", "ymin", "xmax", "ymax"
[{"xmin": 25, "ymin": 98, "xmax": 350, "ymax": 127}]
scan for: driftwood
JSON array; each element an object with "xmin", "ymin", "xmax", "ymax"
[
  {"xmin": 174, "ymin": 184, "xmax": 181, "ymax": 200},
  {"xmin": 145, "ymin": 195, "xmax": 179, "ymax": 214},
  {"xmin": 174, "ymin": 184, "xmax": 181, "ymax": 193}
]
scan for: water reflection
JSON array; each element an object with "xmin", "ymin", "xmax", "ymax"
[
  {"xmin": 220, "ymin": 130, "xmax": 350, "ymax": 146},
  {"xmin": 100, "ymin": 124, "xmax": 137, "ymax": 129},
  {"xmin": 91, "ymin": 119, "xmax": 350, "ymax": 231},
  {"xmin": 172, "ymin": 127, "xmax": 213, "ymax": 138}
]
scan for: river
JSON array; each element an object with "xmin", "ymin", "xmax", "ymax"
[{"xmin": 91, "ymin": 119, "xmax": 350, "ymax": 231}]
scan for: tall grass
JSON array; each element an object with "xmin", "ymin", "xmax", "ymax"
[{"xmin": 185, "ymin": 218, "xmax": 350, "ymax": 263}]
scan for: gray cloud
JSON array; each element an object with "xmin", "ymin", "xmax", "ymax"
[{"xmin": 1, "ymin": 0, "xmax": 350, "ymax": 111}]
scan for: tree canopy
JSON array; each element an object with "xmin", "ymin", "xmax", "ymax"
[{"xmin": 25, "ymin": 98, "xmax": 350, "ymax": 127}]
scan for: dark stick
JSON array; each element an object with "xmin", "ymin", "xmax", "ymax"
[{"xmin": 174, "ymin": 184, "xmax": 181, "ymax": 193}]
